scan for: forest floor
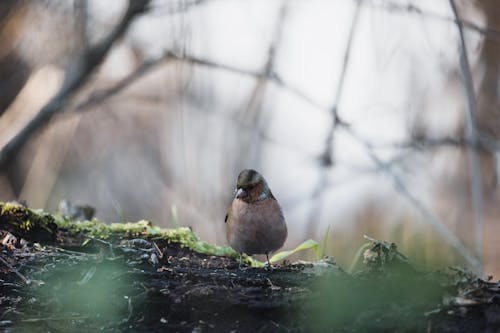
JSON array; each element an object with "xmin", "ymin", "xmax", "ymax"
[{"xmin": 1, "ymin": 201, "xmax": 499, "ymax": 333}]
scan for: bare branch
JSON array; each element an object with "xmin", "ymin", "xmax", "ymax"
[
  {"xmin": 0, "ymin": 255, "xmax": 31, "ymax": 285},
  {"xmin": 305, "ymin": 0, "xmax": 363, "ymax": 237},
  {"xmin": 391, "ymin": 132, "xmax": 500, "ymax": 154},
  {"xmin": 75, "ymin": 56, "xmax": 165, "ymax": 112},
  {"xmin": 149, "ymin": 0, "xmax": 207, "ymax": 17},
  {"xmin": 364, "ymin": 0, "xmax": 500, "ymax": 43},
  {"xmin": 0, "ymin": 0, "xmax": 152, "ymax": 169},
  {"xmin": 449, "ymin": 0, "xmax": 484, "ymax": 271},
  {"xmin": 170, "ymin": 52, "xmax": 327, "ymax": 111},
  {"xmin": 73, "ymin": 48, "xmax": 328, "ymax": 117},
  {"xmin": 240, "ymin": 1, "xmax": 289, "ymax": 167},
  {"xmin": 321, "ymin": 0, "xmax": 362, "ymax": 167}
]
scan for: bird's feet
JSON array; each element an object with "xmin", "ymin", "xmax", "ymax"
[
  {"xmin": 264, "ymin": 253, "xmax": 274, "ymax": 271},
  {"xmin": 237, "ymin": 253, "xmax": 248, "ymax": 270}
]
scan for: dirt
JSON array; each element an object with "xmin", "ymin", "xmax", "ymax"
[
  {"xmin": 1, "ymin": 203, "xmax": 500, "ymax": 333},
  {"xmin": 0, "ymin": 238, "xmax": 319, "ymax": 333}
]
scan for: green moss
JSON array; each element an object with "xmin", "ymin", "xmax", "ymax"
[
  {"xmin": 61, "ymin": 219, "xmax": 239, "ymax": 258},
  {"xmin": 0, "ymin": 201, "xmax": 238, "ymax": 259},
  {"xmin": 143, "ymin": 224, "xmax": 239, "ymax": 258},
  {"xmin": 55, "ymin": 212, "xmax": 241, "ymax": 258},
  {"xmin": 56, "ymin": 218, "xmax": 149, "ymax": 239},
  {"xmin": 0, "ymin": 202, "xmax": 56, "ymax": 234}
]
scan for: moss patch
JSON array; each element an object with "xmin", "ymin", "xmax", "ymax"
[
  {"xmin": 0, "ymin": 202, "xmax": 58, "ymax": 242},
  {"xmin": 0, "ymin": 201, "xmax": 238, "ymax": 259}
]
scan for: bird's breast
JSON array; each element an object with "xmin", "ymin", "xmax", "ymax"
[{"xmin": 226, "ymin": 198, "xmax": 287, "ymax": 255}]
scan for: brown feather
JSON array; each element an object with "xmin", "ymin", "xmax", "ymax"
[{"xmin": 225, "ymin": 170, "xmax": 287, "ymax": 256}]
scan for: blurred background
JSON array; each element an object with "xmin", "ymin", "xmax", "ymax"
[{"xmin": 0, "ymin": 0, "xmax": 499, "ymax": 276}]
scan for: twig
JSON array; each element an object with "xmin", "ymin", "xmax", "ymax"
[
  {"xmin": 364, "ymin": 0, "xmax": 500, "ymax": 43},
  {"xmin": 70, "ymin": 48, "xmax": 326, "ymax": 119},
  {"xmin": 363, "ymin": 234, "xmax": 379, "ymax": 243},
  {"xmin": 86, "ymin": 236, "xmax": 116, "ymax": 258},
  {"xmin": 0, "ymin": 255, "xmax": 31, "ymax": 285},
  {"xmin": 148, "ymin": 0, "xmax": 206, "ymax": 17},
  {"xmin": 77, "ymin": 265, "xmax": 97, "ymax": 285},
  {"xmin": 75, "ymin": 55, "xmax": 166, "ymax": 112},
  {"xmin": 74, "ymin": 0, "xmax": 89, "ymax": 52},
  {"xmin": 387, "ymin": 133, "xmax": 500, "ymax": 154},
  {"xmin": 449, "ymin": 0, "xmax": 484, "ymax": 272},
  {"xmin": 321, "ymin": 0, "xmax": 362, "ymax": 166},
  {"xmin": 306, "ymin": 0, "xmax": 363, "ymax": 236},
  {"xmin": 240, "ymin": 1, "xmax": 289, "ymax": 167},
  {"xmin": 20, "ymin": 315, "xmax": 90, "ymax": 322},
  {"xmin": 152, "ymin": 241, "xmax": 163, "ymax": 259},
  {"xmin": 170, "ymin": 52, "xmax": 326, "ymax": 111},
  {"xmin": 51, "ymin": 246, "xmax": 94, "ymax": 257},
  {"xmin": 0, "ymin": 0, "xmax": 152, "ymax": 169},
  {"xmin": 126, "ymin": 296, "xmax": 133, "ymax": 322}
]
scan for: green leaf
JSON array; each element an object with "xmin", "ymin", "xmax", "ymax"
[
  {"xmin": 170, "ymin": 205, "xmax": 179, "ymax": 228},
  {"xmin": 269, "ymin": 239, "xmax": 319, "ymax": 264},
  {"xmin": 319, "ymin": 225, "xmax": 331, "ymax": 259}
]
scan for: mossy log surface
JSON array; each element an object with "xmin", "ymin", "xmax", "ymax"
[{"xmin": 0, "ymin": 202, "xmax": 499, "ymax": 333}]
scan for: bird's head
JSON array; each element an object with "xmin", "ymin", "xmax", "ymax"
[{"xmin": 235, "ymin": 169, "xmax": 272, "ymax": 203}]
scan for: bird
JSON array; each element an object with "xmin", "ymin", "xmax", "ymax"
[{"xmin": 225, "ymin": 169, "xmax": 287, "ymax": 269}]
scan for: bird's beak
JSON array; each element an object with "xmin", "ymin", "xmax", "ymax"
[{"xmin": 235, "ymin": 188, "xmax": 247, "ymax": 199}]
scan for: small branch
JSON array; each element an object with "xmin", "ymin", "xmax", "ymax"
[
  {"xmin": 0, "ymin": 255, "xmax": 31, "ymax": 285},
  {"xmin": 169, "ymin": 52, "xmax": 326, "ymax": 111},
  {"xmin": 241, "ymin": 1, "xmax": 289, "ymax": 166},
  {"xmin": 306, "ymin": 0, "xmax": 363, "ymax": 237},
  {"xmin": 149, "ymin": 0, "xmax": 207, "ymax": 17},
  {"xmin": 392, "ymin": 133, "xmax": 500, "ymax": 153},
  {"xmin": 364, "ymin": 0, "xmax": 500, "ymax": 43},
  {"xmin": 75, "ymin": 55, "xmax": 166, "ymax": 112},
  {"xmin": 73, "ymin": 49, "xmax": 328, "ymax": 118},
  {"xmin": 126, "ymin": 296, "xmax": 133, "ymax": 322},
  {"xmin": 86, "ymin": 236, "xmax": 116, "ymax": 258},
  {"xmin": 74, "ymin": 0, "xmax": 89, "ymax": 52},
  {"xmin": 20, "ymin": 315, "xmax": 90, "ymax": 323},
  {"xmin": 449, "ymin": 0, "xmax": 484, "ymax": 271},
  {"xmin": 321, "ymin": 0, "xmax": 362, "ymax": 166}
]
